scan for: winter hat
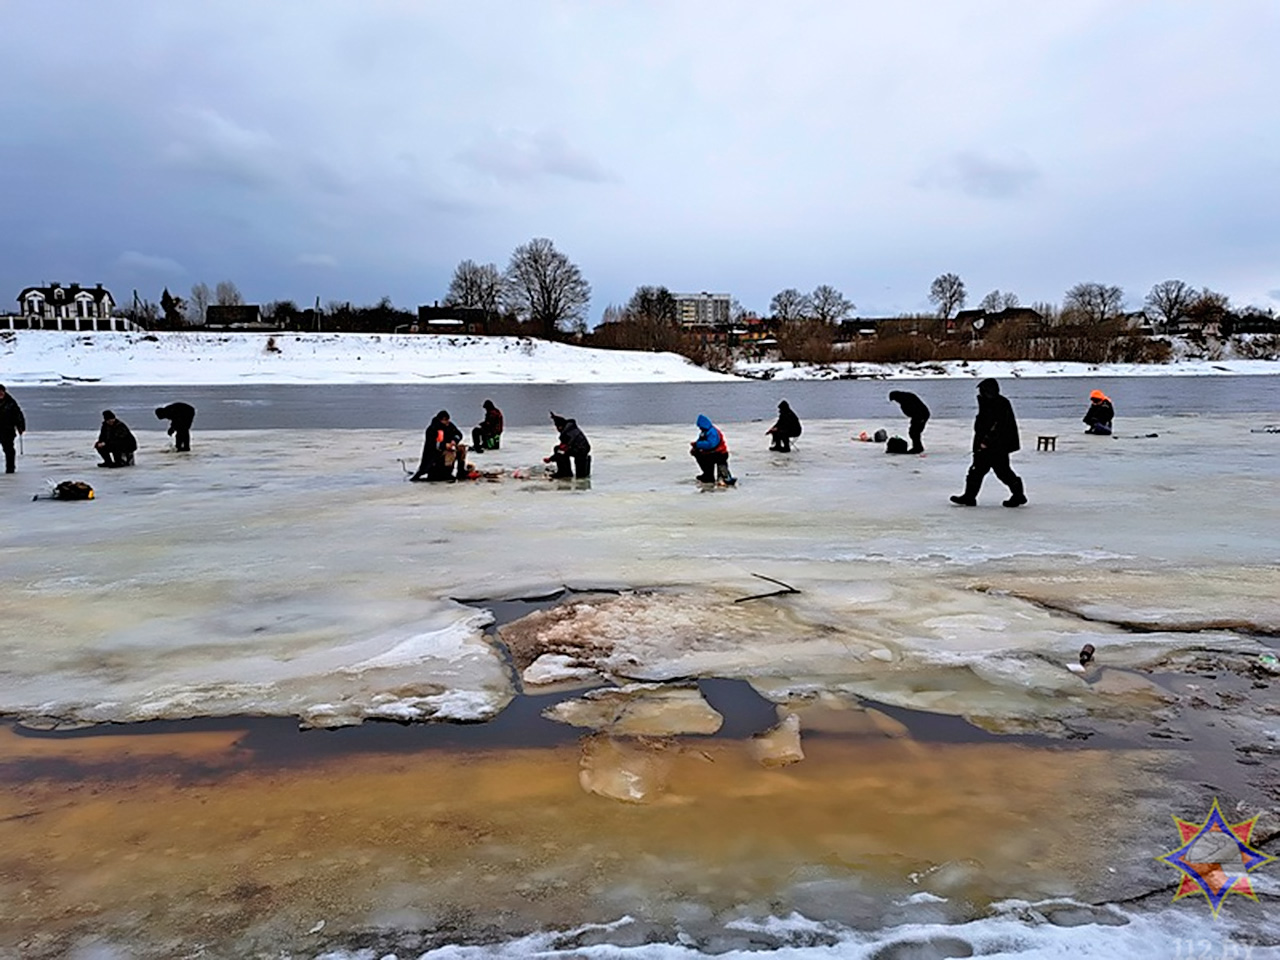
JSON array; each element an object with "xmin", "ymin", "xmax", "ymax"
[
  {"xmin": 102, "ymin": 409, "xmax": 116, "ymax": 420},
  {"xmin": 977, "ymin": 379, "xmax": 1000, "ymax": 396},
  {"xmin": 1090, "ymin": 389, "xmax": 1107, "ymax": 400},
  {"xmin": 436, "ymin": 409, "xmax": 450, "ymax": 420},
  {"xmin": 483, "ymin": 399, "xmax": 495, "ymax": 410},
  {"xmin": 551, "ymin": 412, "xmax": 567, "ymax": 429}
]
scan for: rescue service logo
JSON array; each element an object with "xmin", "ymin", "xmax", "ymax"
[{"xmin": 1157, "ymin": 798, "xmax": 1275, "ymax": 917}]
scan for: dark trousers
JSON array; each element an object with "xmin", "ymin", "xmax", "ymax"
[
  {"xmin": 693, "ymin": 449, "xmax": 732, "ymax": 482},
  {"xmin": 98, "ymin": 444, "xmax": 134, "ymax": 467},
  {"xmin": 964, "ymin": 448, "xmax": 1022, "ymax": 498},
  {"xmin": 472, "ymin": 427, "xmax": 500, "ymax": 450},
  {"xmin": 2, "ymin": 436, "xmax": 14, "ymax": 473},
  {"xmin": 769, "ymin": 433, "xmax": 796, "ymax": 452},
  {"xmin": 551, "ymin": 450, "xmax": 591, "ymax": 478},
  {"xmin": 172, "ymin": 422, "xmax": 192, "ymax": 451},
  {"xmin": 908, "ymin": 416, "xmax": 928, "ymax": 453}
]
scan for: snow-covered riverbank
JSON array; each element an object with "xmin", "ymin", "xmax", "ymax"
[{"xmin": 1, "ymin": 329, "xmax": 1276, "ymax": 386}]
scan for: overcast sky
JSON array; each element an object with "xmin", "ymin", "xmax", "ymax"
[{"xmin": 3, "ymin": 1, "xmax": 1278, "ymax": 321}]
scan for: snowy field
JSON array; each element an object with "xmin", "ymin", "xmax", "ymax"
[{"xmin": 1, "ymin": 328, "xmax": 1276, "ymax": 386}]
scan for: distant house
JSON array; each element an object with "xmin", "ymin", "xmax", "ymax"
[
  {"xmin": 950, "ymin": 306, "xmax": 1043, "ymax": 338},
  {"xmin": 205, "ymin": 304, "xmax": 269, "ymax": 329},
  {"xmin": 417, "ymin": 304, "xmax": 492, "ymax": 335},
  {"xmin": 6, "ymin": 282, "xmax": 131, "ymax": 331}
]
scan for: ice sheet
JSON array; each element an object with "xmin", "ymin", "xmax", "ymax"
[{"xmin": 0, "ymin": 414, "xmax": 1275, "ymax": 729}]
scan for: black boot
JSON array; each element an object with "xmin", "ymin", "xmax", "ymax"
[
  {"xmin": 950, "ymin": 471, "xmax": 981, "ymax": 506},
  {"xmin": 1003, "ymin": 477, "xmax": 1027, "ymax": 508}
]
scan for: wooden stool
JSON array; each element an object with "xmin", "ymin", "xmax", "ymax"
[{"xmin": 1036, "ymin": 435, "xmax": 1057, "ymax": 451}]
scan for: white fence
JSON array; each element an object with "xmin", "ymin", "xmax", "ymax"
[{"xmin": 0, "ymin": 315, "xmax": 141, "ymax": 332}]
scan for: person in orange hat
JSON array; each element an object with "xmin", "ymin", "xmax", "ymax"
[{"xmin": 1083, "ymin": 389, "xmax": 1114, "ymax": 435}]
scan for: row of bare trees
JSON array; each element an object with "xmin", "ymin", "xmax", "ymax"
[{"xmin": 444, "ymin": 238, "xmax": 591, "ymax": 339}]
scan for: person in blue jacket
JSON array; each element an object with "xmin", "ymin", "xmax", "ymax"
[{"xmin": 690, "ymin": 414, "xmax": 736, "ymax": 486}]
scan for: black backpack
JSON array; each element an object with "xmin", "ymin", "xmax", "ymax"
[
  {"xmin": 885, "ymin": 436, "xmax": 909, "ymax": 454},
  {"xmin": 53, "ymin": 480, "xmax": 95, "ymax": 500}
]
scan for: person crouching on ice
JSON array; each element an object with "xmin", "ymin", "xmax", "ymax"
[
  {"xmin": 691, "ymin": 414, "xmax": 736, "ymax": 486},
  {"xmin": 410, "ymin": 410, "xmax": 468, "ymax": 482},
  {"xmin": 95, "ymin": 409, "xmax": 138, "ymax": 468},
  {"xmin": 545, "ymin": 412, "xmax": 591, "ymax": 479},
  {"xmin": 1083, "ymin": 389, "xmax": 1114, "ymax": 435}
]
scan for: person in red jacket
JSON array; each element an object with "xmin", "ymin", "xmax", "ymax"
[{"xmin": 691, "ymin": 414, "xmax": 736, "ymax": 486}]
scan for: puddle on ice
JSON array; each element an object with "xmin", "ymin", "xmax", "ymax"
[
  {"xmin": 0, "ymin": 415, "xmax": 1278, "ymax": 956},
  {"xmin": 0, "ymin": 712, "xmax": 1242, "ymax": 959}
]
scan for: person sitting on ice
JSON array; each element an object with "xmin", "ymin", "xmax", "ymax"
[
  {"xmin": 1083, "ymin": 389, "xmax": 1114, "ymax": 435},
  {"xmin": 410, "ymin": 410, "xmax": 468, "ymax": 482},
  {"xmin": 691, "ymin": 414, "xmax": 736, "ymax": 486},
  {"xmin": 95, "ymin": 409, "xmax": 138, "ymax": 468},
  {"xmin": 765, "ymin": 400, "xmax": 802, "ymax": 452},
  {"xmin": 545, "ymin": 411, "xmax": 591, "ymax": 479},
  {"xmin": 471, "ymin": 399, "xmax": 504, "ymax": 451}
]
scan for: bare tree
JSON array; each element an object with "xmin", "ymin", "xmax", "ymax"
[
  {"xmin": 445, "ymin": 260, "xmax": 502, "ymax": 313},
  {"xmin": 214, "ymin": 280, "xmax": 244, "ymax": 306},
  {"xmin": 1144, "ymin": 280, "xmax": 1197, "ymax": 333},
  {"xmin": 1063, "ymin": 282, "xmax": 1125, "ymax": 325},
  {"xmin": 770, "ymin": 288, "xmax": 812, "ymax": 324},
  {"xmin": 626, "ymin": 285, "xmax": 677, "ymax": 324},
  {"xmin": 1182, "ymin": 287, "xmax": 1232, "ymax": 333},
  {"xmin": 928, "ymin": 273, "xmax": 967, "ymax": 319},
  {"xmin": 502, "ymin": 238, "xmax": 591, "ymax": 339},
  {"xmin": 979, "ymin": 289, "xmax": 1020, "ymax": 313},
  {"xmin": 160, "ymin": 287, "xmax": 187, "ymax": 327},
  {"xmin": 189, "ymin": 282, "xmax": 211, "ymax": 325},
  {"xmin": 809, "ymin": 284, "xmax": 854, "ymax": 324}
]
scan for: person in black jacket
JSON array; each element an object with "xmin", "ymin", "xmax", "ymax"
[
  {"xmin": 471, "ymin": 399, "xmax": 504, "ymax": 451},
  {"xmin": 0, "ymin": 384, "xmax": 25, "ymax": 474},
  {"xmin": 95, "ymin": 410, "xmax": 138, "ymax": 468},
  {"xmin": 410, "ymin": 410, "xmax": 468, "ymax": 482},
  {"xmin": 888, "ymin": 390, "xmax": 930, "ymax": 454},
  {"xmin": 545, "ymin": 411, "xmax": 591, "ymax": 479},
  {"xmin": 951, "ymin": 378, "xmax": 1026, "ymax": 507},
  {"xmin": 766, "ymin": 400, "xmax": 802, "ymax": 452},
  {"xmin": 1083, "ymin": 389, "xmax": 1114, "ymax": 435},
  {"xmin": 155, "ymin": 401, "xmax": 197, "ymax": 451}
]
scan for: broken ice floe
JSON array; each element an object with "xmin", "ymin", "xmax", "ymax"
[{"xmin": 543, "ymin": 683, "xmax": 723, "ymax": 736}]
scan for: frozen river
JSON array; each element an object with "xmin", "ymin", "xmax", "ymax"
[
  {"xmin": 1, "ymin": 390, "xmax": 1278, "ymax": 957},
  {"xmin": 14, "ymin": 373, "xmax": 1280, "ymax": 431}
]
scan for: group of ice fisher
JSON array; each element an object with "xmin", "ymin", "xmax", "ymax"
[
  {"xmin": 399, "ymin": 381, "xmax": 1116, "ymax": 507},
  {"xmin": 0, "ymin": 380, "xmax": 1115, "ymax": 506}
]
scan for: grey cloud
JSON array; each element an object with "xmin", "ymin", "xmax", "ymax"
[
  {"xmin": 296, "ymin": 253, "xmax": 338, "ymax": 268},
  {"xmin": 160, "ymin": 108, "xmax": 285, "ymax": 189},
  {"xmin": 456, "ymin": 129, "xmax": 615, "ymax": 184},
  {"xmin": 117, "ymin": 251, "xmax": 186, "ymax": 275},
  {"xmin": 918, "ymin": 150, "xmax": 1041, "ymax": 199}
]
